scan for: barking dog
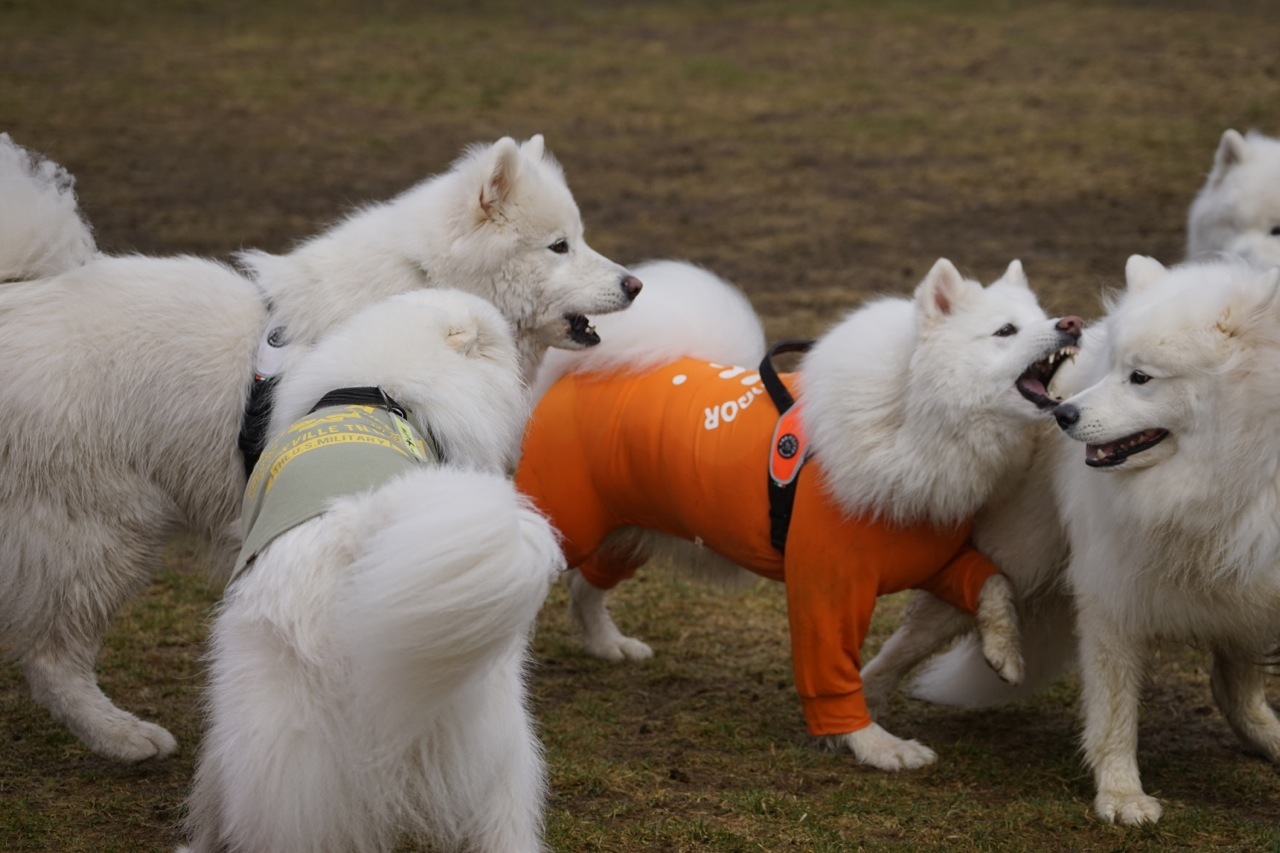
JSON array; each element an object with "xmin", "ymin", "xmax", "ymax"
[
  {"xmin": 0, "ymin": 133, "xmax": 636, "ymax": 761},
  {"xmin": 182, "ymin": 289, "xmax": 562, "ymax": 853},
  {"xmin": 516, "ymin": 259, "xmax": 1080, "ymax": 769}
]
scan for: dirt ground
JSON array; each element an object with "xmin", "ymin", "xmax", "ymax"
[{"xmin": 3, "ymin": 1, "xmax": 1280, "ymax": 850}]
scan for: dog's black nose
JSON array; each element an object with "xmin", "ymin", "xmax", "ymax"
[
  {"xmin": 1052, "ymin": 403, "xmax": 1080, "ymax": 430},
  {"xmin": 1056, "ymin": 315, "xmax": 1084, "ymax": 340},
  {"xmin": 620, "ymin": 275, "xmax": 643, "ymax": 302}
]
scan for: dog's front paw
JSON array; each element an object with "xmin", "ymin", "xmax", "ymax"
[
  {"xmin": 828, "ymin": 722, "xmax": 937, "ymax": 771},
  {"xmin": 1094, "ymin": 790, "xmax": 1162, "ymax": 825},
  {"xmin": 91, "ymin": 717, "xmax": 178, "ymax": 763},
  {"xmin": 982, "ymin": 633, "xmax": 1024, "ymax": 686},
  {"xmin": 586, "ymin": 634, "xmax": 653, "ymax": 662},
  {"xmin": 977, "ymin": 574, "xmax": 1024, "ymax": 686}
]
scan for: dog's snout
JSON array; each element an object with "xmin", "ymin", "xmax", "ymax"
[
  {"xmin": 1056, "ymin": 315, "xmax": 1084, "ymax": 339},
  {"xmin": 620, "ymin": 275, "xmax": 643, "ymax": 302},
  {"xmin": 1052, "ymin": 402, "xmax": 1080, "ymax": 431}
]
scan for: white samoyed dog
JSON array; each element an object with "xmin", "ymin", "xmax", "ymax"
[
  {"xmin": 1188, "ymin": 128, "xmax": 1280, "ymax": 267},
  {"xmin": 1049, "ymin": 256, "xmax": 1280, "ymax": 824},
  {"xmin": 517, "ymin": 259, "xmax": 1083, "ymax": 769},
  {"xmin": 181, "ymin": 288, "xmax": 563, "ymax": 853},
  {"xmin": 0, "ymin": 132, "xmax": 638, "ymax": 762}
]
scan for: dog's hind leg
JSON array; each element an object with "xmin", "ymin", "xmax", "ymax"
[
  {"xmin": 1210, "ymin": 647, "xmax": 1280, "ymax": 763},
  {"xmin": 21, "ymin": 636, "xmax": 176, "ymax": 762},
  {"xmin": 424, "ymin": 658, "xmax": 547, "ymax": 853},
  {"xmin": 861, "ymin": 590, "xmax": 975, "ymax": 719},
  {"xmin": 567, "ymin": 567, "xmax": 653, "ymax": 661},
  {"xmin": 5, "ymin": 484, "xmax": 183, "ymax": 761}
]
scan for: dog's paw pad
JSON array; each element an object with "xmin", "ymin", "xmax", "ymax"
[
  {"xmin": 588, "ymin": 636, "xmax": 653, "ymax": 662},
  {"xmin": 1095, "ymin": 792, "xmax": 1162, "ymax": 825},
  {"xmin": 836, "ymin": 724, "xmax": 938, "ymax": 771},
  {"xmin": 100, "ymin": 720, "xmax": 178, "ymax": 763},
  {"xmin": 983, "ymin": 645, "xmax": 1025, "ymax": 686},
  {"xmin": 616, "ymin": 637, "xmax": 654, "ymax": 660},
  {"xmin": 871, "ymin": 739, "xmax": 937, "ymax": 771}
]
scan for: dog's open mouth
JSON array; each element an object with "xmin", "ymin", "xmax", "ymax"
[
  {"xmin": 1016, "ymin": 345, "xmax": 1079, "ymax": 409},
  {"xmin": 565, "ymin": 312, "xmax": 600, "ymax": 347},
  {"xmin": 1085, "ymin": 428, "xmax": 1169, "ymax": 468}
]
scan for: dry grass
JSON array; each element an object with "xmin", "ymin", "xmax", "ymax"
[{"xmin": 3, "ymin": 0, "xmax": 1280, "ymax": 849}]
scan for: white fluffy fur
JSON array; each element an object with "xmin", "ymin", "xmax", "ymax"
[
  {"xmin": 1188, "ymin": 128, "xmax": 1280, "ymax": 266},
  {"xmin": 0, "ymin": 133, "xmax": 629, "ymax": 761},
  {"xmin": 542, "ymin": 259, "xmax": 1078, "ymax": 769},
  {"xmin": 532, "ymin": 258, "xmax": 767, "ymax": 399},
  {"xmin": 182, "ymin": 289, "xmax": 563, "ymax": 852},
  {"xmin": 800, "ymin": 258, "xmax": 1069, "ymax": 526},
  {"xmin": 0, "ymin": 133, "xmax": 97, "ymax": 280}
]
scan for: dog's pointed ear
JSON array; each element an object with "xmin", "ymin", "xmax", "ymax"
[
  {"xmin": 1125, "ymin": 255, "xmax": 1168, "ymax": 294},
  {"xmin": 478, "ymin": 137, "xmax": 521, "ymax": 222},
  {"xmin": 916, "ymin": 258, "xmax": 972, "ymax": 322},
  {"xmin": 1208, "ymin": 129, "xmax": 1249, "ymax": 187},
  {"xmin": 445, "ymin": 323, "xmax": 480, "ymax": 356},
  {"xmin": 1217, "ymin": 267, "xmax": 1280, "ymax": 337},
  {"xmin": 997, "ymin": 259, "xmax": 1029, "ymax": 290},
  {"xmin": 521, "ymin": 134, "xmax": 546, "ymax": 161}
]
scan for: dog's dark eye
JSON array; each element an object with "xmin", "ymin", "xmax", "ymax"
[
  {"xmin": 1270, "ymin": 225, "xmax": 1280, "ymax": 236},
  {"xmin": 1129, "ymin": 370, "xmax": 1152, "ymax": 385},
  {"xmin": 993, "ymin": 323, "xmax": 1018, "ymax": 337},
  {"xmin": 549, "ymin": 239, "xmax": 569, "ymax": 254}
]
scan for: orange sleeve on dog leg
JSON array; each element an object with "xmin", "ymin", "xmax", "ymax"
[
  {"xmin": 783, "ymin": 485, "xmax": 880, "ymax": 736},
  {"xmin": 916, "ymin": 546, "xmax": 1001, "ymax": 616},
  {"xmin": 576, "ymin": 548, "xmax": 646, "ymax": 591}
]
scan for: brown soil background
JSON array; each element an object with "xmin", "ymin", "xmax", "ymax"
[{"xmin": 3, "ymin": 1, "xmax": 1279, "ymax": 850}]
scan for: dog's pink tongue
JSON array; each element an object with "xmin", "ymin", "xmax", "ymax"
[{"xmin": 1018, "ymin": 377, "xmax": 1046, "ymax": 396}]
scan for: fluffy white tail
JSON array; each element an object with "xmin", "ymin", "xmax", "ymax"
[
  {"xmin": 337, "ymin": 468, "xmax": 564, "ymax": 739},
  {"xmin": 910, "ymin": 590, "xmax": 1076, "ymax": 707},
  {"xmin": 532, "ymin": 259, "xmax": 766, "ymax": 399},
  {"xmin": 0, "ymin": 134, "xmax": 96, "ymax": 280}
]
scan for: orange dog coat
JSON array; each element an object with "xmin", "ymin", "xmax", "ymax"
[{"xmin": 515, "ymin": 357, "xmax": 1000, "ymax": 735}]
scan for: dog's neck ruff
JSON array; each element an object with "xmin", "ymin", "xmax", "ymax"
[{"xmin": 230, "ymin": 392, "xmax": 438, "ymax": 584}]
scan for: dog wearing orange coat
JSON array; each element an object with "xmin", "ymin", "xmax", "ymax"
[{"xmin": 517, "ymin": 259, "xmax": 1082, "ymax": 769}]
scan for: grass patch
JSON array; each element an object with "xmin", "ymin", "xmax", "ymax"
[{"xmin": 3, "ymin": 0, "xmax": 1280, "ymax": 849}]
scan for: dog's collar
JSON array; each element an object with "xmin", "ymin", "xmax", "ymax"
[{"xmin": 309, "ymin": 385, "xmax": 409, "ymax": 419}]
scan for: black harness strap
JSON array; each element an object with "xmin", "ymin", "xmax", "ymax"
[
  {"xmin": 238, "ymin": 374, "xmax": 279, "ymax": 480},
  {"xmin": 309, "ymin": 385, "xmax": 409, "ymax": 419},
  {"xmin": 239, "ymin": 382, "xmax": 417, "ymax": 481},
  {"xmin": 760, "ymin": 339, "xmax": 814, "ymax": 552}
]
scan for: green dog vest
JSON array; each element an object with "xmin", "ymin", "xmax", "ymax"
[{"xmin": 231, "ymin": 403, "xmax": 437, "ymax": 583}]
